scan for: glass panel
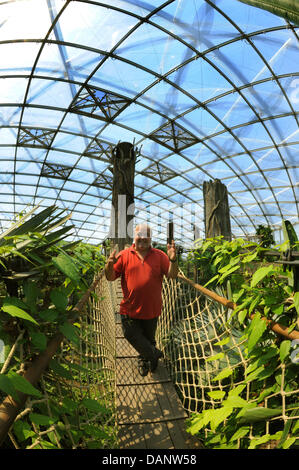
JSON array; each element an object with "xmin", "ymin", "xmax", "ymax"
[
  {"xmin": 115, "ymin": 103, "xmax": 165, "ymax": 135},
  {"xmin": 22, "ymin": 107, "xmax": 64, "ymax": 127},
  {"xmin": 253, "ymin": 29, "xmax": 298, "ymax": 77},
  {"xmin": 207, "ymin": 95, "xmax": 256, "ymax": 128},
  {"xmin": 0, "ymin": 78, "xmax": 27, "ymax": 103},
  {"xmin": 138, "ymin": 80, "xmax": 196, "ymax": 118},
  {"xmin": 218, "ymin": 0, "xmax": 284, "ymax": 31},
  {"xmin": 58, "ymin": 2, "xmax": 138, "ymax": 51},
  {"xmin": 169, "ymin": 59, "xmax": 232, "ymax": 104},
  {"xmin": 61, "ymin": 113, "xmax": 102, "ymax": 136},
  {"xmin": 1, "ymin": 160, "xmax": 14, "ymax": 172},
  {"xmin": 89, "ymin": 58, "xmax": 154, "ymax": 96},
  {"xmin": 99, "ymin": 123, "xmax": 139, "ymax": 142},
  {"xmin": 266, "ymin": 116, "xmax": 299, "ymax": 143},
  {"xmin": 115, "ymin": 22, "xmax": 196, "ymax": 75},
  {"xmin": 37, "ymin": 43, "xmax": 103, "ymax": 82},
  {"xmin": 0, "ymin": 0, "xmax": 52, "ymax": 41},
  {"xmin": 242, "ymin": 80, "xmax": 291, "ymax": 117},
  {"xmin": 152, "ymin": 0, "xmax": 238, "ymax": 51},
  {"xmin": 47, "ymin": 149, "xmax": 78, "ymax": 167},
  {"xmin": 180, "ymin": 107, "xmax": 224, "ymax": 138},
  {"xmin": 52, "ymin": 132, "xmax": 87, "ymax": 154},
  {"xmin": 16, "ymin": 161, "xmax": 40, "ymax": 175},
  {"xmin": 28, "ymin": 78, "xmax": 75, "ymax": 108},
  {"xmin": 0, "ymin": 127, "xmax": 17, "ymax": 144},
  {"xmin": 233, "ymin": 122, "xmax": 274, "ymax": 149},
  {"xmin": 0, "ymin": 42, "xmax": 40, "ymax": 76}
]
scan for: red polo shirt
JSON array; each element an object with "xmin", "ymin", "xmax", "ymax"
[{"xmin": 113, "ymin": 244, "xmax": 170, "ymax": 319}]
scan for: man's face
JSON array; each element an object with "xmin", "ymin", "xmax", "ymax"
[{"xmin": 134, "ymin": 227, "xmax": 151, "ymax": 252}]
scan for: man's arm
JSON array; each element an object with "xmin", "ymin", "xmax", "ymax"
[
  {"xmin": 105, "ymin": 249, "xmax": 117, "ymax": 281},
  {"xmin": 167, "ymin": 240, "xmax": 178, "ymax": 279}
]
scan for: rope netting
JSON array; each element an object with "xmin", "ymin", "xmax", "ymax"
[
  {"xmin": 1, "ymin": 274, "xmax": 118, "ymax": 449},
  {"xmin": 1, "ymin": 270, "xmax": 298, "ymax": 449},
  {"xmin": 157, "ymin": 273, "xmax": 299, "ymax": 449}
]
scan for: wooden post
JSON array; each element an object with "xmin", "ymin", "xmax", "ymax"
[
  {"xmin": 203, "ymin": 179, "xmax": 231, "ymax": 240},
  {"xmin": 110, "ymin": 142, "xmax": 136, "ymax": 251},
  {"xmin": 167, "ymin": 220, "xmax": 174, "ymax": 244}
]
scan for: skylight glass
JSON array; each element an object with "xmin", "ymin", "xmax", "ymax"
[{"xmin": 0, "ymin": 0, "xmax": 297, "ymax": 247}]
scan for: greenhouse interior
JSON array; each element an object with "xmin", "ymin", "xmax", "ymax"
[{"xmin": 0, "ymin": 0, "xmax": 298, "ymax": 452}]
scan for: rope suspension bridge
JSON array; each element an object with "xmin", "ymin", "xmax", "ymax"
[{"xmin": 0, "ymin": 267, "xmax": 298, "ymax": 449}]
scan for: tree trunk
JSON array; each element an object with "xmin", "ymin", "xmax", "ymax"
[
  {"xmin": 110, "ymin": 142, "xmax": 136, "ymax": 251},
  {"xmin": 203, "ymin": 179, "xmax": 231, "ymax": 240}
]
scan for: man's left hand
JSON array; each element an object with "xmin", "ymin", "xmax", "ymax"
[{"xmin": 167, "ymin": 240, "xmax": 177, "ymax": 261}]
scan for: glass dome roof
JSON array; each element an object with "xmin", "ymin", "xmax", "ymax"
[{"xmin": 0, "ymin": 0, "xmax": 298, "ymax": 247}]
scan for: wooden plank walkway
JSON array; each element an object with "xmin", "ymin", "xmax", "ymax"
[{"xmin": 114, "ymin": 283, "xmax": 202, "ymax": 449}]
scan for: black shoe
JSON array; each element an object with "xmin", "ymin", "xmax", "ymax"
[
  {"xmin": 149, "ymin": 349, "xmax": 163, "ymax": 373},
  {"xmin": 137, "ymin": 357, "xmax": 149, "ymax": 377}
]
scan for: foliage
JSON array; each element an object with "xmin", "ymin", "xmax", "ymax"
[
  {"xmin": 186, "ymin": 236, "xmax": 299, "ymax": 449},
  {"xmin": 0, "ymin": 205, "xmax": 115, "ymax": 449},
  {"xmin": 255, "ymin": 224, "xmax": 275, "ymax": 249}
]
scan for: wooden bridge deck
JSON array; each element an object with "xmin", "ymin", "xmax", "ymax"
[{"xmin": 114, "ymin": 282, "xmax": 202, "ymax": 449}]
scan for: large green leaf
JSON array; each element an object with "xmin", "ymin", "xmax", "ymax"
[
  {"xmin": 238, "ymin": 406, "xmax": 282, "ymax": 424},
  {"xmin": 0, "ymin": 374, "xmax": 19, "ymax": 401},
  {"xmin": 210, "ymin": 406, "xmax": 234, "ymax": 431},
  {"xmin": 2, "ymin": 298, "xmax": 39, "ymax": 325},
  {"xmin": 293, "ymin": 292, "xmax": 299, "ymax": 315},
  {"xmin": 50, "ymin": 288, "xmax": 69, "ymax": 312},
  {"xmin": 250, "ymin": 265, "xmax": 273, "ymax": 287},
  {"xmin": 7, "ymin": 371, "xmax": 42, "ymax": 398},
  {"xmin": 29, "ymin": 413, "xmax": 57, "ymax": 427},
  {"xmin": 81, "ymin": 398, "xmax": 108, "ymax": 414},
  {"xmin": 59, "ymin": 322, "xmax": 80, "ymax": 346},
  {"xmin": 280, "ymin": 340, "xmax": 291, "ymax": 362},
  {"xmin": 237, "ymin": 0, "xmax": 299, "ymax": 26},
  {"xmin": 30, "ymin": 331, "xmax": 47, "ymax": 351},
  {"xmin": 230, "ymin": 426, "xmax": 250, "ymax": 442},
  {"xmin": 247, "ymin": 313, "xmax": 267, "ymax": 351},
  {"xmin": 0, "ymin": 206, "xmax": 55, "ymax": 244},
  {"xmin": 0, "ymin": 205, "xmax": 41, "ymax": 245},
  {"xmin": 52, "ymin": 253, "xmax": 81, "ymax": 284},
  {"xmin": 207, "ymin": 390, "xmax": 226, "ymax": 400},
  {"xmin": 212, "ymin": 367, "xmax": 233, "ymax": 382},
  {"xmin": 13, "ymin": 420, "xmax": 36, "ymax": 442},
  {"xmin": 49, "ymin": 359, "xmax": 73, "ymax": 380}
]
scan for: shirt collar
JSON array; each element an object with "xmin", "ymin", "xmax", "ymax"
[{"xmin": 130, "ymin": 243, "xmax": 152, "ymax": 255}]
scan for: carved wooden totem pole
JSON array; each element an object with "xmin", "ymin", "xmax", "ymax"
[
  {"xmin": 110, "ymin": 141, "xmax": 137, "ymax": 251},
  {"xmin": 203, "ymin": 179, "xmax": 232, "ymax": 241}
]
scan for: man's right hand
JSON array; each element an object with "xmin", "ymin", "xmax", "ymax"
[
  {"xmin": 107, "ymin": 249, "xmax": 117, "ymax": 266},
  {"xmin": 105, "ymin": 249, "xmax": 117, "ymax": 281}
]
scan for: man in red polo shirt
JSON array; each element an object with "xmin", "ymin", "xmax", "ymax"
[{"xmin": 105, "ymin": 224, "xmax": 178, "ymax": 376}]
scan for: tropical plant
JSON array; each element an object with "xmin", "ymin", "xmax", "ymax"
[
  {"xmin": 0, "ymin": 205, "xmax": 114, "ymax": 449},
  {"xmin": 186, "ymin": 236, "xmax": 299, "ymax": 449},
  {"xmin": 255, "ymin": 224, "xmax": 275, "ymax": 248}
]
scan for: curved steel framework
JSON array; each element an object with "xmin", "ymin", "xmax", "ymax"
[{"xmin": 0, "ymin": 0, "xmax": 298, "ymax": 246}]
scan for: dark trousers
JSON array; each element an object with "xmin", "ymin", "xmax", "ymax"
[{"xmin": 121, "ymin": 315, "xmax": 159, "ymax": 362}]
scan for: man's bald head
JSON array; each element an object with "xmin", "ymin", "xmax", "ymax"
[
  {"xmin": 134, "ymin": 224, "xmax": 152, "ymax": 254},
  {"xmin": 134, "ymin": 224, "xmax": 151, "ymax": 239}
]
